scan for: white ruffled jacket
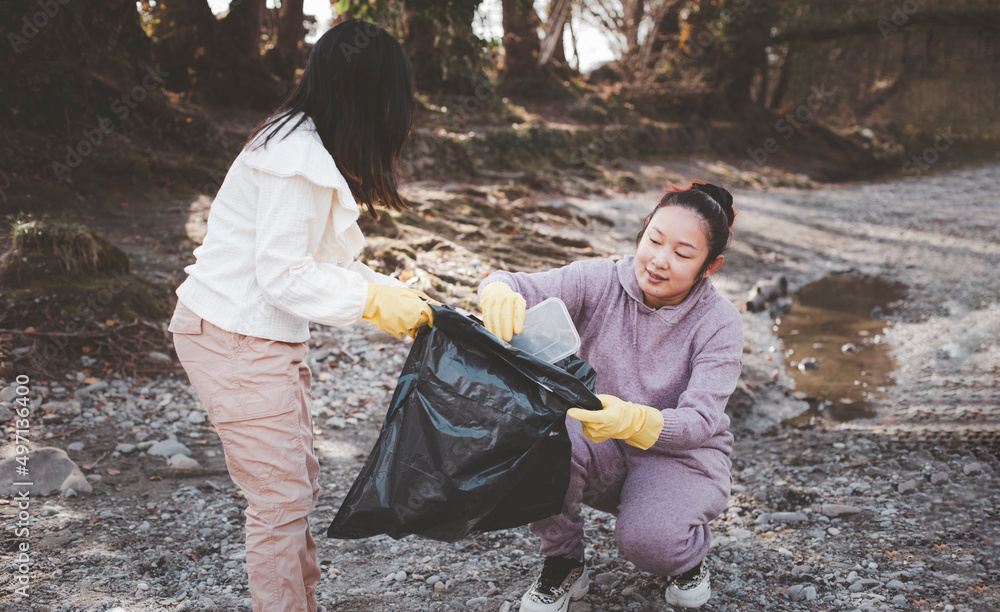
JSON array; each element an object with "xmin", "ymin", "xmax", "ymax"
[{"xmin": 175, "ymin": 113, "xmax": 398, "ymax": 343}]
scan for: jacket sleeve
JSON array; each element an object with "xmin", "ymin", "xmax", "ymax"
[
  {"xmin": 652, "ymin": 308, "xmax": 744, "ymax": 451},
  {"xmin": 347, "ymin": 260, "xmax": 405, "ymax": 287},
  {"xmin": 252, "ymin": 169, "xmax": 369, "ymax": 326}
]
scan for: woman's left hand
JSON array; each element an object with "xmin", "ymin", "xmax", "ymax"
[{"xmin": 567, "ymin": 394, "xmax": 664, "ymax": 450}]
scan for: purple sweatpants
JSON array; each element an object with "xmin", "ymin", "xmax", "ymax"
[{"xmin": 529, "ymin": 417, "xmax": 732, "ymax": 577}]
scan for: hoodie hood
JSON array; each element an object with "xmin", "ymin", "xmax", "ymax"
[{"xmin": 616, "ymin": 255, "xmax": 714, "ymax": 347}]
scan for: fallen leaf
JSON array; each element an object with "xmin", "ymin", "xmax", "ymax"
[
  {"xmin": 106, "ymin": 468, "xmax": 120, "ymax": 475},
  {"xmin": 83, "ymin": 377, "xmax": 99, "ymax": 385}
]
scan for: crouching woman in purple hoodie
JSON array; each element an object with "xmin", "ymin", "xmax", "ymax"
[{"xmin": 478, "ymin": 182, "xmax": 743, "ymax": 611}]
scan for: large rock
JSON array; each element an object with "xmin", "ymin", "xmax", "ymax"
[{"xmin": 0, "ymin": 447, "xmax": 92, "ymax": 496}]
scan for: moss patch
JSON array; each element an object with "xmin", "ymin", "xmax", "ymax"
[
  {"xmin": 0, "ymin": 217, "xmax": 174, "ymax": 379},
  {"xmin": 0, "ymin": 216, "xmax": 130, "ymax": 286}
]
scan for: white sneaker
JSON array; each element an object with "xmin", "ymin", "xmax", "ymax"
[
  {"xmin": 520, "ymin": 556, "xmax": 590, "ymax": 612},
  {"xmin": 664, "ymin": 561, "xmax": 711, "ymax": 608}
]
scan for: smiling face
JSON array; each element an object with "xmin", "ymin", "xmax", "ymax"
[{"xmin": 634, "ymin": 206, "xmax": 724, "ymax": 308}]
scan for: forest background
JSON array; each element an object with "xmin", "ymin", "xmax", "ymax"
[{"xmin": 1, "ymin": 0, "xmax": 999, "ymax": 380}]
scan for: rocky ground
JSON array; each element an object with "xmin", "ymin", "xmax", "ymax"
[{"xmin": 1, "ymin": 160, "xmax": 998, "ymax": 611}]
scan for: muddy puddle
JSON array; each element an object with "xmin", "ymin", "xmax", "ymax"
[{"xmin": 776, "ymin": 275, "xmax": 908, "ymax": 423}]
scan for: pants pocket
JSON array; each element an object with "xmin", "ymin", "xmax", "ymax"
[
  {"xmin": 168, "ymin": 300, "xmax": 203, "ymax": 335},
  {"xmin": 210, "ymin": 383, "xmax": 306, "ymax": 490}
]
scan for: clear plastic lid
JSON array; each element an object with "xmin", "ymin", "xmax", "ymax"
[{"xmin": 509, "ymin": 298, "xmax": 581, "ymax": 363}]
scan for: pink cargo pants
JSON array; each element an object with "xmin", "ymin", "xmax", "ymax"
[{"xmin": 168, "ymin": 299, "xmax": 322, "ymax": 612}]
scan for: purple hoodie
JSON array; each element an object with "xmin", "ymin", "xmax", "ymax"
[{"xmin": 478, "ymin": 256, "xmax": 743, "ymax": 458}]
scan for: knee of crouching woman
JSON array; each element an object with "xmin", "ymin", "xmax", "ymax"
[{"xmin": 614, "ymin": 520, "xmax": 697, "ymax": 576}]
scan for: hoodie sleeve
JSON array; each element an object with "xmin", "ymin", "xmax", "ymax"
[
  {"xmin": 477, "ymin": 260, "xmax": 616, "ymax": 325},
  {"xmin": 651, "ymin": 304, "xmax": 744, "ymax": 452}
]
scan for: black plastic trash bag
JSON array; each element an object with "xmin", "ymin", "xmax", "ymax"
[{"xmin": 327, "ymin": 304, "xmax": 603, "ymax": 542}]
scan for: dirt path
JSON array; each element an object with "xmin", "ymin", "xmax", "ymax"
[{"xmin": 1, "ymin": 162, "xmax": 998, "ymax": 611}]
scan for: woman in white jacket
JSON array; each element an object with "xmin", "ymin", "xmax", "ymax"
[{"xmin": 167, "ymin": 20, "xmax": 431, "ymax": 612}]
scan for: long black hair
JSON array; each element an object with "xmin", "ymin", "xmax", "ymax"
[
  {"xmin": 246, "ymin": 20, "xmax": 415, "ymax": 217},
  {"xmin": 636, "ymin": 181, "xmax": 736, "ymax": 276}
]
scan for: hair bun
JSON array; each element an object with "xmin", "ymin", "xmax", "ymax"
[{"xmin": 692, "ymin": 182, "xmax": 735, "ymax": 227}]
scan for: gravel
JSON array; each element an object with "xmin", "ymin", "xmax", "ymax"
[{"xmin": 1, "ymin": 163, "xmax": 998, "ymax": 611}]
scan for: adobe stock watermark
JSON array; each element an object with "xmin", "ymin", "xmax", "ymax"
[
  {"xmin": 878, "ymin": 0, "xmax": 929, "ymax": 40},
  {"xmin": 743, "ymin": 85, "xmax": 836, "ymax": 172},
  {"xmin": 51, "ymin": 65, "xmax": 169, "ymax": 182},
  {"xmin": 8, "ymin": 374, "xmax": 34, "ymax": 599},
  {"xmin": 7, "ymin": 0, "xmax": 71, "ymax": 54},
  {"xmin": 901, "ymin": 128, "xmax": 956, "ymax": 176}
]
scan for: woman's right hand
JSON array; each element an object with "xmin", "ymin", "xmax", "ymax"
[
  {"xmin": 362, "ymin": 284, "xmax": 434, "ymax": 339},
  {"xmin": 479, "ymin": 282, "xmax": 526, "ymax": 342}
]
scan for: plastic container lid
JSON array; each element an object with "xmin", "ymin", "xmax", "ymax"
[{"xmin": 509, "ymin": 298, "xmax": 581, "ymax": 363}]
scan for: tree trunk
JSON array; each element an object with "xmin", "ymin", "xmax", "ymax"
[
  {"xmin": 540, "ymin": 0, "xmax": 572, "ymax": 66},
  {"xmin": 644, "ymin": 1, "xmax": 682, "ymax": 70},
  {"xmin": 567, "ymin": 8, "xmax": 580, "ymax": 70},
  {"xmin": 715, "ymin": 36, "xmax": 766, "ymax": 115},
  {"xmin": 147, "ymin": 0, "xmax": 218, "ymax": 93},
  {"xmin": 764, "ymin": 42, "xmax": 789, "ymax": 109},
  {"xmin": 274, "ymin": 0, "xmax": 305, "ymax": 80},
  {"xmin": 204, "ymin": 0, "xmax": 282, "ymax": 109},
  {"xmin": 699, "ymin": 1, "xmax": 770, "ymax": 117},
  {"xmin": 402, "ymin": 9, "xmax": 445, "ymax": 92},
  {"xmin": 623, "ymin": 0, "xmax": 645, "ymax": 65},
  {"xmin": 221, "ymin": 0, "xmax": 266, "ymax": 57},
  {"xmin": 145, "ymin": 0, "xmax": 283, "ymax": 109},
  {"xmin": 499, "ymin": 0, "xmax": 541, "ymax": 94}
]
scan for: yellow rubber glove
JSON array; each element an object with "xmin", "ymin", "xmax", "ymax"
[
  {"xmin": 362, "ymin": 283, "xmax": 434, "ymax": 339},
  {"xmin": 479, "ymin": 282, "xmax": 526, "ymax": 342},
  {"xmin": 567, "ymin": 394, "xmax": 665, "ymax": 450}
]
